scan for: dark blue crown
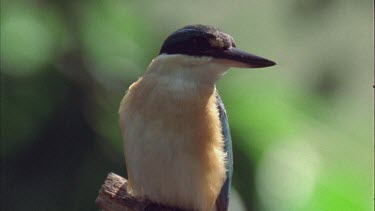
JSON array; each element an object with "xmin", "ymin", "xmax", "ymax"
[{"xmin": 159, "ymin": 25, "xmax": 236, "ymax": 56}]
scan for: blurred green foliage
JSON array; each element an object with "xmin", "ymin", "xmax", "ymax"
[{"xmin": 1, "ymin": 0, "xmax": 373, "ymax": 210}]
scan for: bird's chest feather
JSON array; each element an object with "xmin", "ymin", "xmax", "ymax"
[{"xmin": 119, "ymin": 76, "xmax": 227, "ymax": 211}]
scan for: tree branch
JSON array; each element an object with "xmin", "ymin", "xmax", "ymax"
[{"xmin": 95, "ymin": 172, "xmax": 185, "ymax": 211}]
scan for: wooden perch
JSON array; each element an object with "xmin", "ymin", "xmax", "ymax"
[{"xmin": 95, "ymin": 172, "xmax": 185, "ymax": 211}]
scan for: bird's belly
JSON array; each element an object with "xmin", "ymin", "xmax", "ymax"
[{"xmin": 122, "ymin": 99, "xmax": 226, "ymax": 211}]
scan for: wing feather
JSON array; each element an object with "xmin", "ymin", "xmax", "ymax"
[{"xmin": 215, "ymin": 93, "xmax": 233, "ymax": 211}]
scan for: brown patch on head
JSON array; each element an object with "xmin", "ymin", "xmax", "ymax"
[{"xmin": 209, "ymin": 37, "xmax": 226, "ymax": 49}]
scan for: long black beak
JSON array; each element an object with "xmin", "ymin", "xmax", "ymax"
[{"xmin": 209, "ymin": 47, "xmax": 276, "ymax": 68}]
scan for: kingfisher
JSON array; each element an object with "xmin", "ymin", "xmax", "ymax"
[{"xmin": 119, "ymin": 25, "xmax": 275, "ymax": 211}]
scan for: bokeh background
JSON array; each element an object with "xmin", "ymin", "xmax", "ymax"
[{"xmin": 1, "ymin": 0, "xmax": 373, "ymax": 210}]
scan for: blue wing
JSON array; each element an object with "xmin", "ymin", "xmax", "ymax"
[{"xmin": 215, "ymin": 92, "xmax": 233, "ymax": 211}]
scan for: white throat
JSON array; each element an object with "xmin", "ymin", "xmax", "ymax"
[{"xmin": 145, "ymin": 54, "xmax": 230, "ymax": 88}]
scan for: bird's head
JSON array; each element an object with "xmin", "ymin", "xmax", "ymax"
[{"xmin": 146, "ymin": 25, "xmax": 276, "ymax": 86}]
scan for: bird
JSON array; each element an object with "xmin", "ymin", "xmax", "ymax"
[{"xmin": 119, "ymin": 24, "xmax": 275, "ymax": 211}]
